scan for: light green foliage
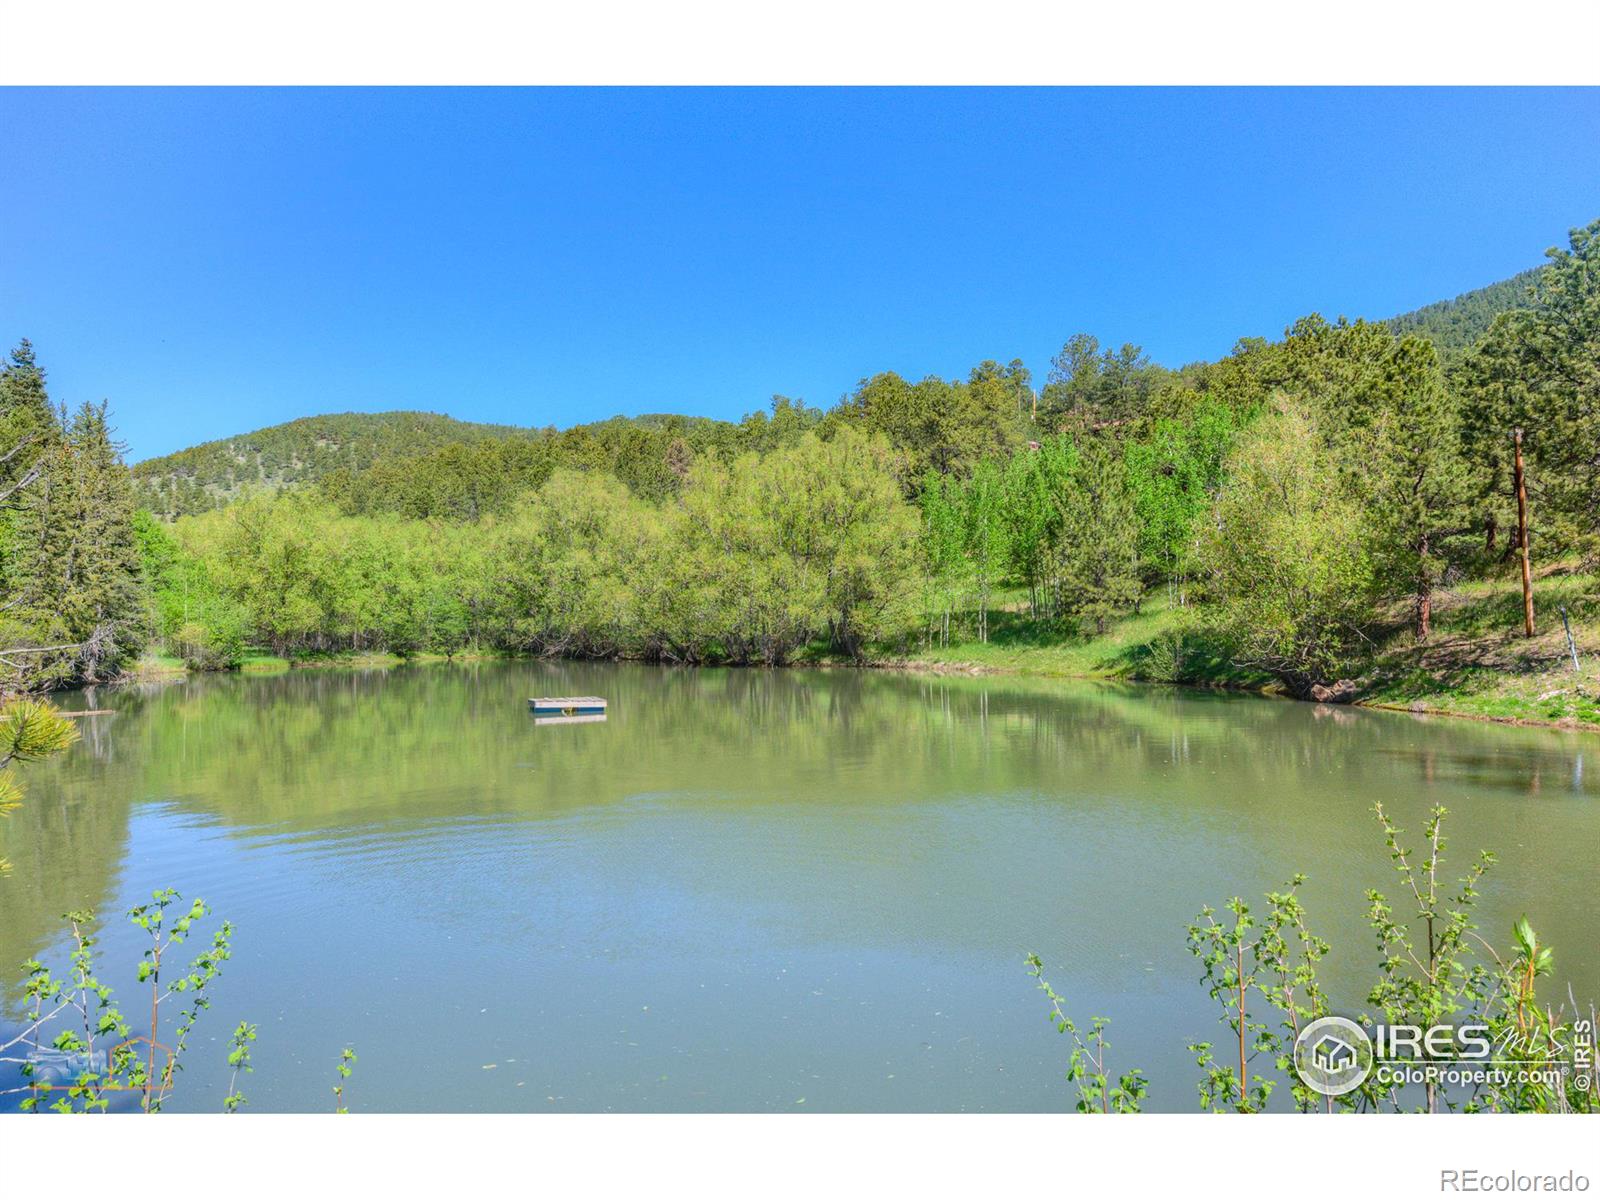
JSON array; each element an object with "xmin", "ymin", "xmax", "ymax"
[
  {"xmin": 491, "ymin": 469, "xmax": 664, "ymax": 657},
  {"xmin": 1185, "ymin": 880, "xmax": 1330, "ymax": 1113},
  {"xmin": 0, "ymin": 697, "xmax": 80, "ymax": 872},
  {"xmin": 657, "ymin": 430, "xmax": 918, "ymax": 663},
  {"xmin": 1029, "ymin": 807, "xmax": 1596, "ymax": 1115},
  {"xmin": 917, "ymin": 471, "xmax": 969, "ymax": 647},
  {"xmin": 224, "ymin": 1021, "xmax": 257, "ymax": 1113},
  {"xmin": 1196, "ymin": 399, "xmax": 1379, "ymax": 696},
  {"xmin": 0, "ymin": 697, "xmax": 79, "ymax": 772},
  {"xmin": 1054, "ymin": 437, "xmax": 1142, "ymax": 636},
  {"xmin": 2, "ymin": 898, "xmax": 374, "ymax": 1116},
  {"xmin": 135, "ymin": 511, "xmax": 251, "ymax": 669},
  {"xmin": 960, "ymin": 459, "xmax": 1009, "ymax": 643},
  {"xmin": 4, "ymin": 891, "xmax": 232, "ymax": 1113},
  {"xmin": 137, "ymin": 403, "xmax": 828, "ymax": 519},
  {"xmin": 166, "ymin": 429, "xmax": 918, "ymax": 668},
  {"xmin": 1363, "ymin": 805, "xmax": 1595, "ymax": 1113},
  {"xmin": 1123, "ymin": 399, "xmax": 1238, "ymax": 599},
  {"xmin": 1363, "ymin": 803, "xmax": 1493, "ymax": 1112},
  {"xmin": 1001, "ymin": 436, "xmax": 1078, "ymax": 624},
  {"xmin": 333, "ymin": 1047, "xmax": 357, "ymax": 1113},
  {"xmin": 174, "ymin": 494, "xmax": 485, "ymax": 660},
  {"xmin": 12, "ymin": 223, "xmax": 1600, "ymax": 691},
  {"xmin": 1026, "ymin": 954, "xmax": 1147, "ymax": 1113}
]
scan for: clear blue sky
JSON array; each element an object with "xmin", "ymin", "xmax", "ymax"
[{"xmin": 2, "ymin": 87, "xmax": 1597, "ymax": 463}]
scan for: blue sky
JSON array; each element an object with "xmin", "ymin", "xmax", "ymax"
[{"xmin": 2, "ymin": 87, "xmax": 1597, "ymax": 462}]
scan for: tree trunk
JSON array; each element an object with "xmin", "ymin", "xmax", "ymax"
[
  {"xmin": 1415, "ymin": 535, "xmax": 1432, "ymax": 641},
  {"xmin": 1513, "ymin": 428, "xmax": 1535, "ymax": 637}
]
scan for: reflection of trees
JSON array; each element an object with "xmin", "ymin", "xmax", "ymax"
[
  {"xmin": 0, "ymin": 710, "xmax": 134, "ymax": 1007},
  {"xmin": 98, "ymin": 665, "xmax": 1598, "ymax": 830},
  {"xmin": 2, "ymin": 663, "xmax": 1596, "ymax": 1016}
]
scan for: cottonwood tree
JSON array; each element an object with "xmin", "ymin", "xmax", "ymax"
[{"xmin": 1197, "ymin": 399, "xmax": 1379, "ymax": 697}]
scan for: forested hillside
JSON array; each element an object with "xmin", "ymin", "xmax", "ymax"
[
  {"xmin": 131, "ymin": 406, "xmax": 835, "ymax": 519},
  {"xmin": 5, "ymin": 217, "xmax": 1598, "ymax": 710},
  {"xmin": 131, "ymin": 411, "xmax": 532, "ymax": 517},
  {"xmin": 139, "ymin": 262, "xmax": 1546, "ymax": 520},
  {"xmin": 1386, "ymin": 266, "xmax": 1543, "ymax": 360}
]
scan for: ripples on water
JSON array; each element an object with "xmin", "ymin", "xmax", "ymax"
[{"xmin": 1, "ymin": 663, "xmax": 1595, "ymax": 1111}]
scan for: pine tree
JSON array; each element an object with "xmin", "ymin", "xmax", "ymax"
[
  {"xmin": 1, "ymin": 340, "xmax": 67, "ymax": 690},
  {"xmin": 1364, "ymin": 338, "xmax": 1471, "ymax": 640},
  {"xmin": 1458, "ymin": 218, "xmax": 1600, "ymax": 566},
  {"xmin": 8, "ymin": 403, "xmax": 146, "ymax": 686},
  {"xmin": 0, "ymin": 339, "xmax": 61, "ymax": 498}
]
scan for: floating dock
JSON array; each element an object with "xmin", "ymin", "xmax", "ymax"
[{"xmin": 529, "ymin": 696, "xmax": 608, "ymax": 717}]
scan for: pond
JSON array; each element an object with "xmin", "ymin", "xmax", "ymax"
[{"xmin": 2, "ymin": 662, "xmax": 1596, "ymax": 1111}]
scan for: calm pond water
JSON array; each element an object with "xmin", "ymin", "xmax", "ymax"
[{"xmin": 2, "ymin": 662, "xmax": 1596, "ymax": 1112}]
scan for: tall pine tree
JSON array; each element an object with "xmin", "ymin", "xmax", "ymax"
[
  {"xmin": 1363, "ymin": 337, "xmax": 1470, "ymax": 641},
  {"xmin": 4, "ymin": 363, "xmax": 146, "ymax": 689}
]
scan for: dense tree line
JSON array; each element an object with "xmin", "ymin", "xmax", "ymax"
[
  {"xmin": 7, "ymin": 216, "xmax": 1598, "ymax": 698},
  {"xmin": 141, "ymin": 430, "xmax": 915, "ymax": 667}
]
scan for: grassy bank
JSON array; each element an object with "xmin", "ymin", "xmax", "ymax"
[
  {"xmin": 893, "ymin": 570, "xmax": 1600, "ymax": 731},
  {"xmin": 1356, "ymin": 568, "xmax": 1600, "ymax": 729}
]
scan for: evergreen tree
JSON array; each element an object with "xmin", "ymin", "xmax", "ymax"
[
  {"xmin": 0, "ymin": 339, "xmax": 60, "ymax": 498},
  {"xmin": 1458, "ymin": 218, "xmax": 1600, "ymax": 565},
  {"xmin": 1056, "ymin": 437, "xmax": 1142, "ymax": 635},
  {"xmin": 1361, "ymin": 338, "xmax": 1470, "ymax": 640},
  {"xmin": 7, "ymin": 403, "xmax": 146, "ymax": 686}
]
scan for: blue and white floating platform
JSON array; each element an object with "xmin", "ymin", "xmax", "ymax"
[{"xmin": 529, "ymin": 696, "xmax": 608, "ymax": 718}]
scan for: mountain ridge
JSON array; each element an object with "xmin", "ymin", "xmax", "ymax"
[{"xmin": 133, "ymin": 263, "xmax": 1549, "ymax": 517}]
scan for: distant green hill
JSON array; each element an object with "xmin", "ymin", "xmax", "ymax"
[
  {"xmin": 1385, "ymin": 266, "xmax": 1542, "ymax": 361},
  {"xmin": 132, "ymin": 265, "xmax": 1551, "ymax": 518},
  {"xmin": 132, "ymin": 410, "xmax": 533, "ymax": 517}
]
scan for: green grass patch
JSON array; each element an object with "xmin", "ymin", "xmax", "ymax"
[{"xmin": 887, "ymin": 596, "xmax": 1272, "ymax": 688}]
